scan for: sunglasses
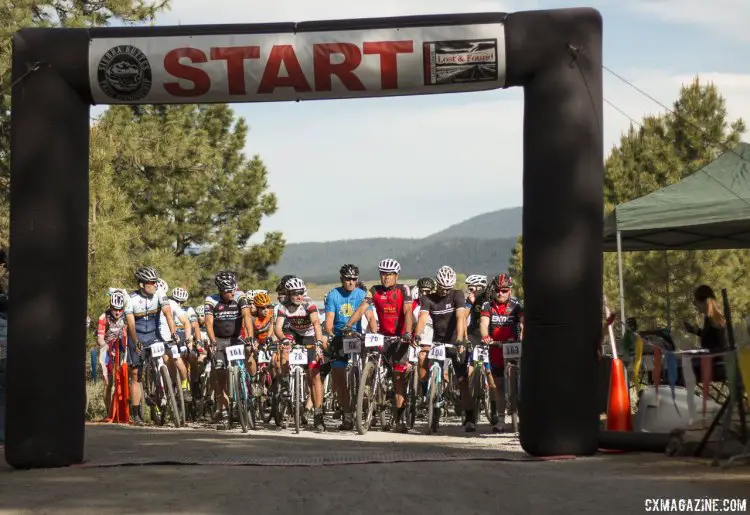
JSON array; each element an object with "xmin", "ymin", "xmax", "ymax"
[
  {"xmin": 468, "ymin": 286, "xmax": 480, "ymax": 292},
  {"xmin": 342, "ymin": 277, "xmax": 358, "ymax": 282},
  {"xmin": 289, "ymin": 290, "xmax": 305, "ymax": 296},
  {"xmin": 498, "ymin": 288, "xmax": 511, "ymax": 294}
]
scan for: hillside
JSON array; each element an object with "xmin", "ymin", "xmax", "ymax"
[{"xmin": 272, "ymin": 207, "xmax": 522, "ymax": 282}]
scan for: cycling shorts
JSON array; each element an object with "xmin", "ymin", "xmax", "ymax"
[
  {"xmin": 283, "ymin": 334, "xmax": 321, "ymax": 370},
  {"xmin": 127, "ymin": 331, "xmax": 162, "ymax": 368},
  {"xmin": 212, "ymin": 336, "xmax": 243, "ymax": 370}
]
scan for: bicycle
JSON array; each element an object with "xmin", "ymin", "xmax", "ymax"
[
  {"xmin": 502, "ymin": 340, "xmax": 522, "ymax": 433},
  {"xmin": 224, "ymin": 339, "xmax": 256, "ymax": 433},
  {"xmin": 423, "ymin": 342, "xmax": 455, "ymax": 435},
  {"xmin": 166, "ymin": 341, "xmax": 188, "ymax": 426},
  {"xmin": 402, "ymin": 345, "xmax": 420, "ymax": 429},
  {"xmin": 468, "ymin": 341, "xmax": 497, "ymax": 425},
  {"xmin": 355, "ymin": 333, "xmax": 400, "ymax": 435},
  {"xmin": 276, "ymin": 341, "xmax": 315, "ymax": 434},
  {"xmin": 254, "ymin": 341, "xmax": 275, "ymax": 424},
  {"xmin": 141, "ymin": 341, "xmax": 181, "ymax": 428},
  {"xmin": 190, "ymin": 341, "xmax": 213, "ymax": 422}
]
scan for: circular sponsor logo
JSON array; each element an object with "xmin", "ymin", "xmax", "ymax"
[{"xmin": 97, "ymin": 45, "xmax": 152, "ymax": 101}]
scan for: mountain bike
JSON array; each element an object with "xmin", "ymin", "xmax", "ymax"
[
  {"xmin": 276, "ymin": 341, "xmax": 315, "ymax": 434},
  {"xmin": 502, "ymin": 340, "xmax": 522, "ymax": 432},
  {"xmin": 166, "ymin": 342, "xmax": 188, "ymax": 426},
  {"xmin": 403, "ymin": 345, "xmax": 420, "ymax": 429},
  {"xmin": 468, "ymin": 342, "xmax": 496, "ymax": 425},
  {"xmin": 355, "ymin": 334, "xmax": 399, "ymax": 435},
  {"xmin": 224, "ymin": 340, "xmax": 255, "ymax": 433},
  {"xmin": 141, "ymin": 341, "xmax": 181, "ymax": 428},
  {"xmin": 341, "ymin": 334, "xmax": 364, "ymax": 422},
  {"xmin": 254, "ymin": 342, "xmax": 275, "ymax": 424},
  {"xmin": 424, "ymin": 342, "xmax": 455, "ymax": 434}
]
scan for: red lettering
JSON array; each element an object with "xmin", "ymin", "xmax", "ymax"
[
  {"xmin": 313, "ymin": 43, "xmax": 365, "ymax": 92},
  {"xmin": 258, "ymin": 45, "xmax": 312, "ymax": 94},
  {"xmin": 163, "ymin": 48, "xmax": 211, "ymax": 97},
  {"xmin": 210, "ymin": 46, "xmax": 260, "ymax": 95},
  {"xmin": 363, "ymin": 41, "xmax": 413, "ymax": 89}
]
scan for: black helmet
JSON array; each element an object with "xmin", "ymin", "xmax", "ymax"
[
  {"xmin": 416, "ymin": 277, "xmax": 436, "ymax": 292},
  {"xmin": 134, "ymin": 266, "xmax": 159, "ymax": 284},
  {"xmin": 215, "ymin": 271, "xmax": 237, "ymax": 292},
  {"xmin": 339, "ymin": 264, "xmax": 359, "ymax": 278},
  {"xmin": 276, "ymin": 274, "xmax": 296, "ymax": 293}
]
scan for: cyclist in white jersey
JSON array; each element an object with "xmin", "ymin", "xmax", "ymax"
[
  {"xmin": 125, "ymin": 266, "xmax": 179, "ymax": 426},
  {"xmin": 158, "ymin": 286, "xmax": 193, "ymax": 401}
]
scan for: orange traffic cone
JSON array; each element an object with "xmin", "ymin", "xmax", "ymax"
[{"xmin": 606, "ymin": 357, "xmax": 632, "ymax": 431}]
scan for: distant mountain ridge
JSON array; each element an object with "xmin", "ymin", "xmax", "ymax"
[{"xmin": 272, "ymin": 206, "xmax": 522, "ymax": 282}]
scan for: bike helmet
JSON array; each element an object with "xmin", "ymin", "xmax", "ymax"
[
  {"xmin": 156, "ymin": 278, "xmax": 169, "ymax": 293},
  {"xmin": 134, "ymin": 266, "xmax": 159, "ymax": 284},
  {"xmin": 339, "ymin": 264, "xmax": 359, "ymax": 278},
  {"xmin": 195, "ymin": 305, "xmax": 205, "ymax": 316},
  {"xmin": 416, "ymin": 277, "xmax": 436, "ymax": 293},
  {"xmin": 493, "ymin": 273, "xmax": 513, "ymax": 289},
  {"xmin": 253, "ymin": 291, "xmax": 271, "ymax": 307},
  {"xmin": 465, "ymin": 274, "xmax": 488, "ymax": 288},
  {"xmin": 378, "ymin": 258, "xmax": 401, "ymax": 274},
  {"xmin": 171, "ymin": 287, "xmax": 189, "ymax": 303},
  {"xmin": 435, "ymin": 266, "xmax": 457, "ymax": 288},
  {"xmin": 215, "ymin": 271, "xmax": 237, "ymax": 292},
  {"xmin": 276, "ymin": 274, "xmax": 296, "ymax": 293},
  {"xmin": 109, "ymin": 290, "xmax": 126, "ymax": 310},
  {"xmin": 284, "ymin": 276, "xmax": 306, "ymax": 294}
]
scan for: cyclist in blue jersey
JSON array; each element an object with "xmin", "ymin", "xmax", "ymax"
[
  {"xmin": 323, "ymin": 264, "xmax": 375, "ymax": 430},
  {"xmin": 125, "ymin": 266, "xmax": 179, "ymax": 426}
]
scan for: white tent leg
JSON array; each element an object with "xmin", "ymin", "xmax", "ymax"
[{"xmin": 616, "ymin": 230, "xmax": 626, "ymax": 335}]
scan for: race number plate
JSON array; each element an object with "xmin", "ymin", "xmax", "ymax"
[
  {"xmin": 503, "ymin": 342, "xmax": 522, "ymax": 359},
  {"xmin": 408, "ymin": 345, "xmax": 418, "ymax": 363},
  {"xmin": 428, "ymin": 345, "xmax": 446, "ymax": 361},
  {"xmin": 472, "ymin": 346, "xmax": 489, "ymax": 362},
  {"xmin": 150, "ymin": 342, "xmax": 165, "ymax": 358},
  {"xmin": 179, "ymin": 345, "xmax": 187, "ymax": 354},
  {"xmin": 171, "ymin": 345, "xmax": 180, "ymax": 358},
  {"xmin": 364, "ymin": 333, "xmax": 384, "ymax": 348},
  {"xmin": 290, "ymin": 347, "xmax": 308, "ymax": 365},
  {"xmin": 342, "ymin": 336, "xmax": 361, "ymax": 354},
  {"xmin": 258, "ymin": 350, "xmax": 271, "ymax": 363},
  {"xmin": 225, "ymin": 344, "xmax": 245, "ymax": 362}
]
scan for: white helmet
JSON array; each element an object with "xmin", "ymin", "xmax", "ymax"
[
  {"xmin": 171, "ymin": 287, "xmax": 189, "ymax": 303},
  {"xmin": 284, "ymin": 277, "xmax": 306, "ymax": 293},
  {"xmin": 195, "ymin": 305, "xmax": 205, "ymax": 316},
  {"xmin": 247, "ymin": 290, "xmax": 257, "ymax": 301},
  {"xmin": 435, "ymin": 265, "xmax": 457, "ymax": 288},
  {"xmin": 378, "ymin": 258, "xmax": 401, "ymax": 274},
  {"xmin": 157, "ymin": 278, "xmax": 169, "ymax": 293},
  {"xmin": 465, "ymin": 274, "xmax": 488, "ymax": 288},
  {"xmin": 109, "ymin": 290, "xmax": 126, "ymax": 310}
]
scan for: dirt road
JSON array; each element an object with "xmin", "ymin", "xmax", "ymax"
[{"xmin": 1, "ymin": 420, "xmax": 749, "ymax": 514}]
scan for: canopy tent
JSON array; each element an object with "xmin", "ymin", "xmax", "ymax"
[{"xmin": 603, "ymin": 142, "xmax": 750, "ymax": 252}]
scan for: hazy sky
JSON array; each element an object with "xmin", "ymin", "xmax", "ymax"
[{"xmin": 94, "ymin": 0, "xmax": 750, "ymax": 243}]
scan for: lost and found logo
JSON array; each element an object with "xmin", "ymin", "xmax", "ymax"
[
  {"xmin": 97, "ymin": 45, "xmax": 153, "ymax": 101},
  {"xmin": 423, "ymin": 39, "xmax": 498, "ymax": 85}
]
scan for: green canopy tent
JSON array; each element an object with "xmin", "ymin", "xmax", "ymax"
[{"xmin": 603, "ymin": 142, "xmax": 750, "ymax": 329}]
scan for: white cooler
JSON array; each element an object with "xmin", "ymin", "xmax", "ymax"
[{"xmin": 633, "ymin": 385, "xmax": 722, "ymax": 433}]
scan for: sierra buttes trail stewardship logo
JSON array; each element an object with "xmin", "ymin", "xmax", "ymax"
[{"xmin": 97, "ymin": 45, "xmax": 152, "ymax": 101}]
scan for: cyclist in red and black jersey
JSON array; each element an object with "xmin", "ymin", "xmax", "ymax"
[
  {"xmin": 345, "ymin": 258, "xmax": 412, "ymax": 432},
  {"xmin": 479, "ymin": 273, "xmax": 524, "ymax": 433},
  {"xmin": 413, "ymin": 266, "xmax": 473, "ymax": 430}
]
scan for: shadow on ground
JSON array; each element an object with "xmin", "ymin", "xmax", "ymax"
[{"xmin": 0, "ymin": 424, "xmax": 748, "ymax": 514}]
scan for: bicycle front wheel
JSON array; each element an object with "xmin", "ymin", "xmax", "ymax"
[
  {"xmin": 294, "ymin": 368, "xmax": 303, "ymax": 434},
  {"xmin": 425, "ymin": 365, "xmax": 440, "ymax": 435},
  {"xmin": 355, "ymin": 361, "xmax": 377, "ymax": 435},
  {"xmin": 159, "ymin": 364, "xmax": 181, "ymax": 428}
]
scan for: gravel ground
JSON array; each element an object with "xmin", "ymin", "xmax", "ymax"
[{"xmin": 1, "ymin": 414, "xmax": 749, "ymax": 514}]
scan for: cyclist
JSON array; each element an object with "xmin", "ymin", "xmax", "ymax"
[
  {"xmin": 158, "ymin": 286, "xmax": 193, "ymax": 401},
  {"xmin": 274, "ymin": 276, "xmax": 328, "ymax": 432},
  {"xmin": 479, "ymin": 273, "xmax": 524, "ymax": 433},
  {"xmin": 413, "ymin": 266, "xmax": 472, "ymax": 431},
  {"xmin": 345, "ymin": 258, "xmax": 412, "ymax": 432},
  {"xmin": 323, "ymin": 264, "xmax": 375, "ymax": 431},
  {"xmin": 125, "ymin": 266, "xmax": 179, "ymax": 426},
  {"xmin": 204, "ymin": 271, "xmax": 254, "ymax": 429},
  {"xmin": 96, "ymin": 289, "xmax": 128, "ymax": 413},
  {"xmin": 412, "ymin": 277, "xmax": 436, "ymax": 344}
]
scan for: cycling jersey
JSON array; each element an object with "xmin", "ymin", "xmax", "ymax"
[
  {"xmin": 466, "ymin": 290, "xmax": 492, "ymax": 337},
  {"xmin": 97, "ymin": 310, "xmax": 126, "ymax": 344},
  {"xmin": 412, "ymin": 298, "xmax": 433, "ymax": 327},
  {"xmin": 253, "ymin": 310, "xmax": 274, "ymax": 344},
  {"xmin": 126, "ymin": 288, "xmax": 170, "ymax": 345},
  {"xmin": 325, "ymin": 287, "xmax": 367, "ymax": 336},
  {"xmin": 364, "ymin": 284, "xmax": 410, "ymax": 336},
  {"xmin": 159, "ymin": 299, "xmax": 186, "ymax": 342},
  {"xmin": 277, "ymin": 301, "xmax": 317, "ymax": 337},
  {"xmin": 205, "ymin": 294, "xmax": 250, "ymax": 339},
  {"xmin": 420, "ymin": 289, "xmax": 466, "ymax": 343},
  {"xmin": 481, "ymin": 298, "xmax": 523, "ymax": 342}
]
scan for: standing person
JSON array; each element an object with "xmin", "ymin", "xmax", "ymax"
[
  {"xmin": 204, "ymin": 271, "xmax": 254, "ymax": 429},
  {"xmin": 96, "ymin": 290, "xmax": 128, "ymax": 413},
  {"xmin": 479, "ymin": 273, "xmax": 524, "ymax": 433},
  {"xmin": 160, "ymin": 286, "xmax": 193, "ymax": 402},
  {"xmin": 125, "ymin": 267, "xmax": 178, "ymax": 426},
  {"xmin": 323, "ymin": 264, "xmax": 375, "ymax": 430},
  {"xmin": 684, "ymin": 285, "xmax": 729, "ymax": 381}
]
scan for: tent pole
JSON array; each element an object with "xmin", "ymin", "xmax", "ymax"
[
  {"xmin": 616, "ymin": 230, "xmax": 626, "ymax": 335},
  {"xmin": 664, "ymin": 251, "xmax": 671, "ymax": 330}
]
